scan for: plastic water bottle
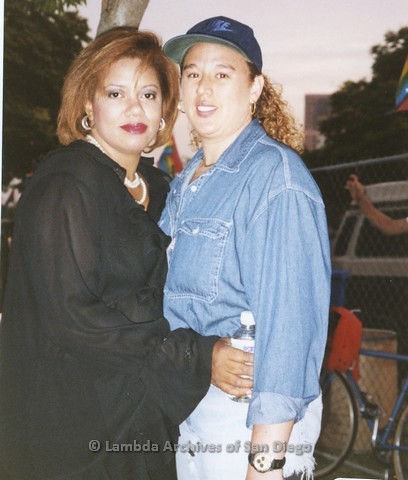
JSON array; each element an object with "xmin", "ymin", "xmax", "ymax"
[{"xmin": 230, "ymin": 311, "xmax": 255, "ymax": 403}]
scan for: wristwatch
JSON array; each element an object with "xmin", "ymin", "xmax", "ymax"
[{"xmin": 248, "ymin": 452, "xmax": 286, "ymax": 473}]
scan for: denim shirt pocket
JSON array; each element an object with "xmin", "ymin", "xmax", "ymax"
[{"xmin": 165, "ymin": 218, "xmax": 231, "ymax": 303}]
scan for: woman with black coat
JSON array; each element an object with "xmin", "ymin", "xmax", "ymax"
[{"xmin": 0, "ymin": 27, "xmax": 248, "ymax": 480}]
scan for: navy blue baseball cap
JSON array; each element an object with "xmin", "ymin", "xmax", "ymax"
[{"xmin": 163, "ymin": 16, "xmax": 263, "ymax": 72}]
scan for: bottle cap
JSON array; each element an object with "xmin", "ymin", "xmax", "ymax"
[{"xmin": 240, "ymin": 310, "xmax": 255, "ymax": 326}]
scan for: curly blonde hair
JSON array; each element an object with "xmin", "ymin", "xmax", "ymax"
[{"xmin": 249, "ymin": 64, "xmax": 304, "ymax": 153}]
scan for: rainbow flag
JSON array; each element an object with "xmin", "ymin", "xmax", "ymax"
[
  {"xmin": 396, "ymin": 55, "xmax": 408, "ymax": 112},
  {"xmin": 157, "ymin": 136, "xmax": 184, "ymax": 177}
]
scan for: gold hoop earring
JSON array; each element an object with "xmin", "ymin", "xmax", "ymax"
[
  {"xmin": 81, "ymin": 115, "xmax": 92, "ymax": 131},
  {"xmin": 190, "ymin": 129, "xmax": 201, "ymax": 149},
  {"xmin": 158, "ymin": 118, "xmax": 166, "ymax": 131},
  {"xmin": 177, "ymin": 101, "xmax": 185, "ymax": 114},
  {"xmin": 250, "ymin": 103, "xmax": 257, "ymax": 116}
]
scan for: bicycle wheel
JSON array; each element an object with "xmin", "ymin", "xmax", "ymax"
[
  {"xmin": 394, "ymin": 402, "xmax": 408, "ymax": 480},
  {"xmin": 314, "ymin": 371, "xmax": 358, "ymax": 477}
]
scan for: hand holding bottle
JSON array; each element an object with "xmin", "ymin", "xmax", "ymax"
[
  {"xmin": 230, "ymin": 311, "xmax": 255, "ymax": 402},
  {"xmin": 211, "ymin": 337, "xmax": 254, "ymax": 397}
]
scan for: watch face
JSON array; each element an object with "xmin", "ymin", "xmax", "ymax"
[{"xmin": 253, "ymin": 452, "xmax": 272, "ymax": 473}]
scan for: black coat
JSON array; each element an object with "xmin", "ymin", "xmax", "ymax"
[{"xmin": 0, "ymin": 141, "xmax": 217, "ymax": 480}]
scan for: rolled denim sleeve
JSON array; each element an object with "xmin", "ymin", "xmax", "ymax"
[
  {"xmin": 248, "ymin": 392, "xmax": 306, "ymax": 427},
  {"xmin": 242, "ymin": 187, "xmax": 331, "ymax": 426}
]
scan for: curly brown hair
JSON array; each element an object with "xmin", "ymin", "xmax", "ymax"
[
  {"xmin": 249, "ymin": 64, "xmax": 304, "ymax": 154},
  {"xmin": 57, "ymin": 27, "xmax": 180, "ymax": 152}
]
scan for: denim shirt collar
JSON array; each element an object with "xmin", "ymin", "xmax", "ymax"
[{"xmin": 194, "ymin": 119, "xmax": 266, "ymax": 173}]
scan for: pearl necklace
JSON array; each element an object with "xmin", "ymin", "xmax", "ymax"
[
  {"xmin": 125, "ymin": 173, "xmax": 147, "ymax": 205},
  {"xmin": 86, "ymin": 134, "xmax": 106, "ymax": 154},
  {"xmin": 86, "ymin": 134, "xmax": 147, "ymax": 205}
]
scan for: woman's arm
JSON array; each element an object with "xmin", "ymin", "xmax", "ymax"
[
  {"xmin": 345, "ymin": 174, "xmax": 408, "ymax": 235},
  {"xmin": 240, "ymin": 185, "xmax": 331, "ymax": 474},
  {"xmin": 246, "ymin": 422, "xmax": 294, "ymax": 480},
  {"xmin": 242, "ymin": 188, "xmax": 330, "ymax": 423}
]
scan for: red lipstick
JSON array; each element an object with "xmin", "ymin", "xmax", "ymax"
[{"xmin": 121, "ymin": 123, "xmax": 147, "ymax": 134}]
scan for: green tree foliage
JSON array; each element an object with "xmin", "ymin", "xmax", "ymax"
[
  {"xmin": 3, "ymin": 0, "xmax": 91, "ymax": 179},
  {"xmin": 30, "ymin": 0, "xmax": 86, "ymax": 14},
  {"xmin": 304, "ymin": 27, "xmax": 408, "ymax": 168}
]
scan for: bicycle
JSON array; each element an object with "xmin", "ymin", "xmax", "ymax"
[{"xmin": 314, "ymin": 348, "xmax": 408, "ymax": 479}]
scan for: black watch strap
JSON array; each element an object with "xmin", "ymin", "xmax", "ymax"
[{"xmin": 248, "ymin": 452, "xmax": 286, "ymax": 472}]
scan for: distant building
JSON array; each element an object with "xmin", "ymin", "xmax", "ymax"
[{"xmin": 304, "ymin": 94, "xmax": 331, "ymax": 151}]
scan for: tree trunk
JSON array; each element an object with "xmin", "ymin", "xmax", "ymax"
[{"xmin": 97, "ymin": 0, "xmax": 149, "ymax": 35}]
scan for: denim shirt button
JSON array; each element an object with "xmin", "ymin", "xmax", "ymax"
[
  {"xmin": 192, "ymin": 227, "xmax": 200, "ymax": 234},
  {"xmin": 190, "ymin": 185, "xmax": 198, "ymax": 193}
]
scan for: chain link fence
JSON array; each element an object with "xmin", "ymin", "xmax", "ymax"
[
  {"xmin": 312, "ymin": 154, "xmax": 408, "ymax": 473},
  {"xmin": 312, "ymin": 153, "xmax": 408, "ymax": 440},
  {"xmin": 311, "ymin": 153, "xmax": 408, "ymax": 351}
]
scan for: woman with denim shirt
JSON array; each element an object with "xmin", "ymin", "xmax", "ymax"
[{"xmin": 160, "ymin": 16, "xmax": 331, "ymax": 480}]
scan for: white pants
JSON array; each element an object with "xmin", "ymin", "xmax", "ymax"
[{"xmin": 175, "ymin": 386, "xmax": 322, "ymax": 480}]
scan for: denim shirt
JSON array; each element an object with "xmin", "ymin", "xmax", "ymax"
[{"xmin": 159, "ymin": 120, "xmax": 331, "ymax": 426}]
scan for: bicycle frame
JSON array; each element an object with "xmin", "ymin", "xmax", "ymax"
[
  {"xmin": 315, "ymin": 341, "xmax": 408, "ymax": 478},
  {"xmin": 345, "ymin": 348, "xmax": 408, "ymax": 453}
]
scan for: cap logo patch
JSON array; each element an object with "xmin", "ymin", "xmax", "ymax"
[{"xmin": 209, "ymin": 20, "xmax": 233, "ymax": 32}]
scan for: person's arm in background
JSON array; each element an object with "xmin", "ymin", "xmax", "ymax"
[{"xmin": 345, "ymin": 174, "xmax": 408, "ymax": 236}]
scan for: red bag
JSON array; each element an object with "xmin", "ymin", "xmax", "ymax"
[{"xmin": 324, "ymin": 306, "xmax": 363, "ymax": 380}]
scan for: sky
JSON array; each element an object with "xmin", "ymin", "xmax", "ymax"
[{"xmin": 78, "ymin": 0, "xmax": 408, "ymax": 161}]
